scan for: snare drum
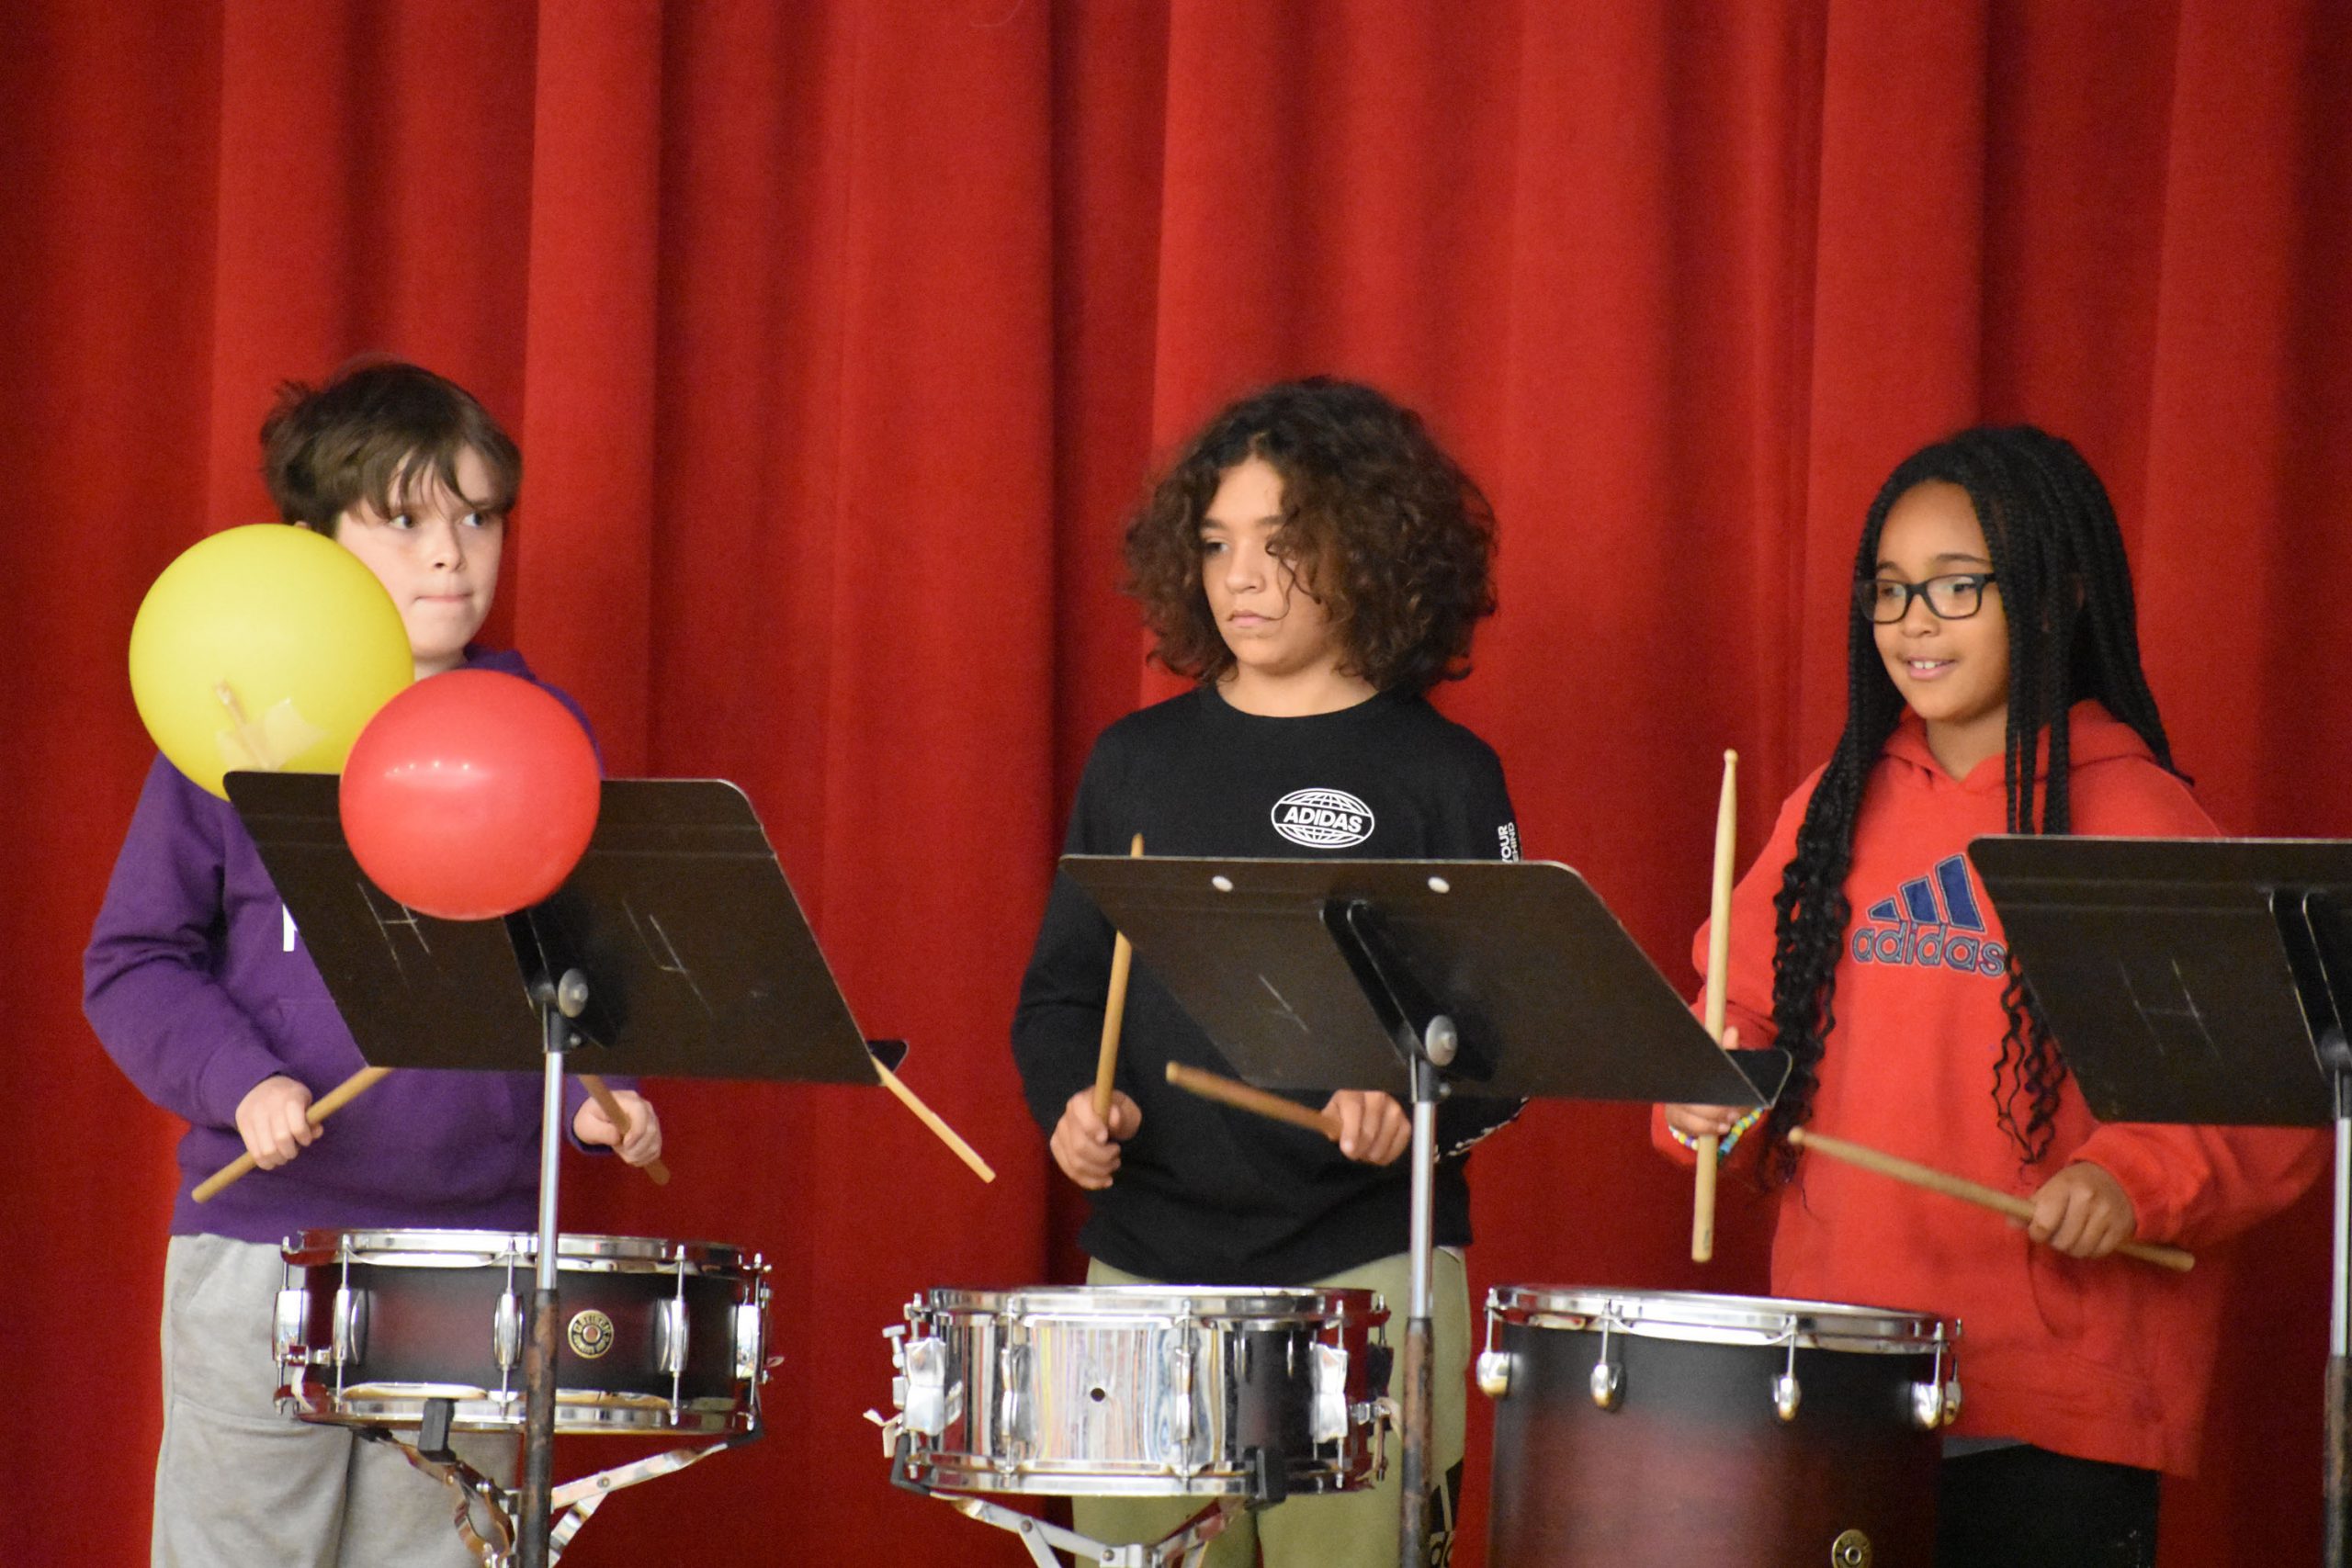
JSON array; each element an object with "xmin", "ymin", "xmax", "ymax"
[
  {"xmin": 276, "ymin": 1229, "xmax": 769, "ymax": 1435},
  {"xmin": 1477, "ymin": 1288, "xmax": 1959, "ymax": 1566},
  {"xmin": 887, "ymin": 1285, "xmax": 1388, "ymax": 1497}
]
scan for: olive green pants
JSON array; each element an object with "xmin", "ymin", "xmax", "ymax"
[{"xmin": 1073, "ymin": 1250, "xmax": 1469, "ymax": 1568}]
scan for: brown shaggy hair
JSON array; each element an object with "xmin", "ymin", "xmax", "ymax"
[
  {"xmin": 1123, "ymin": 378, "xmax": 1497, "ymax": 694},
  {"xmin": 262, "ymin": 358, "xmax": 519, "ymax": 536}
]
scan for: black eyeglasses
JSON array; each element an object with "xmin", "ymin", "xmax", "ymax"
[{"xmin": 1855, "ymin": 572, "xmax": 1997, "ymax": 624}]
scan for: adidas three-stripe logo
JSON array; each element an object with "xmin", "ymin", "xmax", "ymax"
[{"xmin": 1849, "ymin": 852, "xmax": 2008, "ymax": 977}]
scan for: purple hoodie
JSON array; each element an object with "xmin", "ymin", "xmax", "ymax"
[{"xmin": 85, "ymin": 648, "xmax": 597, "ymax": 1243}]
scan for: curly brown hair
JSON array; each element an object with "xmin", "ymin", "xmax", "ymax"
[{"xmin": 1123, "ymin": 378, "xmax": 1498, "ymax": 695}]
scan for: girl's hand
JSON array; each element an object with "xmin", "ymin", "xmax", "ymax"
[
  {"xmin": 1664, "ymin": 1103, "xmax": 1742, "ymax": 1141},
  {"xmin": 235, "ymin": 1075, "xmax": 317, "ymax": 1168},
  {"xmin": 2026, "ymin": 1161, "xmax": 2138, "ymax": 1258},
  {"xmin": 1322, "ymin": 1090, "xmax": 1411, "ymax": 1165},
  {"xmin": 1051, "ymin": 1089, "xmax": 1140, "ymax": 1190}
]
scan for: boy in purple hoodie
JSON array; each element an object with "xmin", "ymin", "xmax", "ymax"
[{"xmin": 85, "ymin": 360, "xmax": 663, "ymax": 1567}]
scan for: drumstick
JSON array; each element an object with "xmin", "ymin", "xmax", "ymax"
[
  {"xmin": 872, "ymin": 1054, "xmax": 997, "ymax": 1183},
  {"xmin": 576, "ymin": 1073, "xmax": 671, "ymax": 1185},
  {"xmin": 1166, "ymin": 1062, "xmax": 1344, "ymax": 1141},
  {"xmin": 1693, "ymin": 749, "xmax": 1737, "ymax": 1263},
  {"xmin": 192, "ymin": 1066, "xmax": 390, "ymax": 1202},
  {"xmin": 1786, "ymin": 1126, "xmax": 2194, "ymax": 1273},
  {"xmin": 1091, "ymin": 834, "xmax": 1146, "ymax": 1121}
]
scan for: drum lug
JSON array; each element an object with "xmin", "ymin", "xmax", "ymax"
[
  {"xmin": 654, "ymin": 1296, "xmax": 690, "ymax": 1378},
  {"xmin": 1830, "ymin": 1527, "xmax": 1873, "ymax": 1566},
  {"xmin": 274, "ymin": 1287, "xmax": 309, "ymax": 1365},
  {"xmin": 1588, "ymin": 1321, "xmax": 1623, "ymax": 1410},
  {"xmin": 1910, "ymin": 1335, "xmax": 1962, "ymax": 1429},
  {"xmin": 732, "ymin": 1303, "xmax": 765, "ymax": 1382},
  {"xmin": 896, "ymin": 1332, "xmax": 951, "ymax": 1438},
  {"xmin": 1000, "ymin": 1341, "xmax": 1032, "ymax": 1457},
  {"xmin": 1774, "ymin": 1337, "xmax": 1802, "ymax": 1422},
  {"xmin": 1171, "ymin": 1338, "xmax": 1195, "ymax": 1456},
  {"xmin": 332, "ymin": 1284, "xmax": 367, "ymax": 1368},
  {"xmin": 1309, "ymin": 1342, "xmax": 1350, "ymax": 1444},
  {"xmin": 1475, "ymin": 1349, "xmax": 1513, "ymax": 1399},
  {"xmin": 494, "ymin": 1291, "xmax": 522, "ymax": 1371}
]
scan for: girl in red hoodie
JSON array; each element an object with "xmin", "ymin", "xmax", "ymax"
[{"xmin": 1661, "ymin": 425, "xmax": 2321, "ymax": 1567}]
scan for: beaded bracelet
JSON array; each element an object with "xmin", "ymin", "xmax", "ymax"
[{"xmin": 1668, "ymin": 1107, "xmax": 1765, "ymax": 1160}]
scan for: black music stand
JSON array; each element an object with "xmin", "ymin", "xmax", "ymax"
[
  {"xmin": 1969, "ymin": 835, "xmax": 2352, "ymax": 1564},
  {"xmin": 228, "ymin": 772, "xmax": 903, "ymax": 1568},
  {"xmin": 1060, "ymin": 854, "xmax": 1788, "ymax": 1567}
]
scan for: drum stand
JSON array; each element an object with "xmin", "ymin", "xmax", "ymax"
[
  {"xmin": 879, "ymin": 1433, "xmax": 1244, "ymax": 1568},
  {"xmin": 367, "ymin": 1396, "xmax": 758, "ymax": 1568}
]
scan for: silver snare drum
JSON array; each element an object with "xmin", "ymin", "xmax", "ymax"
[
  {"xmin": 276, "ymin": 1229, "xmax": 769, "ymax": 1435},
  {"xmin": 887, "ymin": 1285, "xmax": 1388, "ymax": 1496}
]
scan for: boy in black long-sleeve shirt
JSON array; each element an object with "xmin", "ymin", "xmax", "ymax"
[{"xmin": 1013, "ymin": 378, "xmax": 1519, "ymax": 1567}]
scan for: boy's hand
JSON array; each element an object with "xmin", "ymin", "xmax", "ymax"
[
  {"xmin": 1051, "ymin": 1089, "xmax": 1140, "ymax": 1190},
  {"xmin": 236, "ymin": 1075, "xmax": 318, "ymax": 1169},
  {"xmin": 2026, "ymin": 1161, "xmax": 2138, "ymax": 1258},
  {"xmin": 1323, "ymin": 1090, "xmax": 1411, "ymax": 1165},
  {"xmin": 573, "ymin": 1090, "xmax": 664, "ymax": 1167}
]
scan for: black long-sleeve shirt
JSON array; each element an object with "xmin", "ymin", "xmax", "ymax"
[{"xmin": 1012, "ymin": 684, "xmax": 1521, "ymax": 1283}]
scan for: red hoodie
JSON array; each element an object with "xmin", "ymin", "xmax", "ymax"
[{"xmin": 1656, "ymin": 703, "xmax": 2323, "ymax": 1475}]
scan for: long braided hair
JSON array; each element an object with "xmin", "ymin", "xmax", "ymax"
[{"xmin": 1761, "ymin": 426, "xmax": 2177, "ymax": 1181}]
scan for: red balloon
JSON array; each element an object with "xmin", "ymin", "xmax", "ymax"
[{"xmin": 339, "ymin": 670, "xmax": 601, "ymax": 920}]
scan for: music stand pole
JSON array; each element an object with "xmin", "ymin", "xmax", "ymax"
[
  {"xmin": 2324, "ymin": 1026, "xmax": 2352, "ymax": 1567},
  {"xmin": 518, "ymin": 969, "xmax": 586, "ymax": 1568},
  {"xmin": 1396, "ymin": 1021, "xmax": 1454, "ymax": 1568}
]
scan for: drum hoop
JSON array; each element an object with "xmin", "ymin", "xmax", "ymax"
[
  {"xmin": 916, "ymin": 1284, "xmax": 1385, "ymax": 1324},
  {"xmin": 282, "ymin": 1227, "xmax": 758, "ymax": 1274},
  {"xmin": 1486, "ymin": 1287, "xmax": 1951, "ymax": 1352}
]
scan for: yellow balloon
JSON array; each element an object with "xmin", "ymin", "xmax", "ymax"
[{"xmin": 129, "ymin": 525, "xmax": 414, "ymax": 797}]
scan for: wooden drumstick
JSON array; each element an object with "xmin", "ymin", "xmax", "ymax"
[
  {"xmin": 1693, "ymin": 749, "xmax": 1737, "ymax": 1262},
  {"xmin": 873, "ymin": 1054, "xmax": 997, "ymax": 1183},
  {"xmin": 1091, "ymin": 833, "xmax": 1146, "ymax": 1121},
  {"xmin": 575, "ymin": 1073, "xmax": 671, "ymax": 1185},
  {"xmin": 192, "ymin": 1066, "xmax": 390, "ymax": 1202},
  {"xmin": 1165, "ymin": 1062, "xmax": 1344, "ymax": 1141},
  {"xmin": 1786, "ymin": 1126, "xmax": 2195, "ymax": 1273}
]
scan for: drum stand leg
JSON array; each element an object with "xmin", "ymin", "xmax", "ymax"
[
  {"xmin": 371, "ymin": 1408, "xmax": 758, "ymax": 1568},
  {"xmin": 883, "ymin": 1430, "xmax": 1239, "ymax": 1567}
]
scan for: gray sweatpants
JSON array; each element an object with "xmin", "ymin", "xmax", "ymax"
[{"xmin": 154, "ymin": 1234, "xmax": 504, "ymax": 1568}]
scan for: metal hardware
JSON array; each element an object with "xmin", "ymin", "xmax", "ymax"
[
  {"xmin": 1476, "ymin": 1349, "xmax": 1513, "ymax": 1398},
  {"xmin": 331, "ymin": 1284, "xmax": 366, "ymax": 1368},
  {"xmin": 1589, "ymin": 1317, "xmax": 1623, "ymax": 1410},
  {"xmin": 1309, "ymin": 1342, "xmax": 1349, "ymax": 1443},
  {"xmin": 274, "ymin": 1287, "xmax": 308, "ymax": 1365},
  {"xmin": 900, "ymin": 1332, "xmax": 949, "ymax": 1438},
  {"xmin": 1830, "ymin": 1527, "xmax": 1871, "ymax": 1565},
  {"xmin": 999, "ymin": 1338, "xmax": 1030, "ymax": 1458},
  {"xmin": 733, "ymin": 1302, "xmax": 764, "ymax": 1381},
  {"xmin": 655, "ymin": 1295, "xmax": 690, "ymax": 1378},
  {"xmin": 494, "ymin": 1291, "xmax": 523, "ymax": 1371},
  {"xmin": 1774, "ymin": 1335, "xmax": 1802, "ymax": 1422}
]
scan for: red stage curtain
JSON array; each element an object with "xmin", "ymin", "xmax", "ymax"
[{"xmin": 3, "ymin": 4, "xmax": 2346, "ymax": 1562}]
